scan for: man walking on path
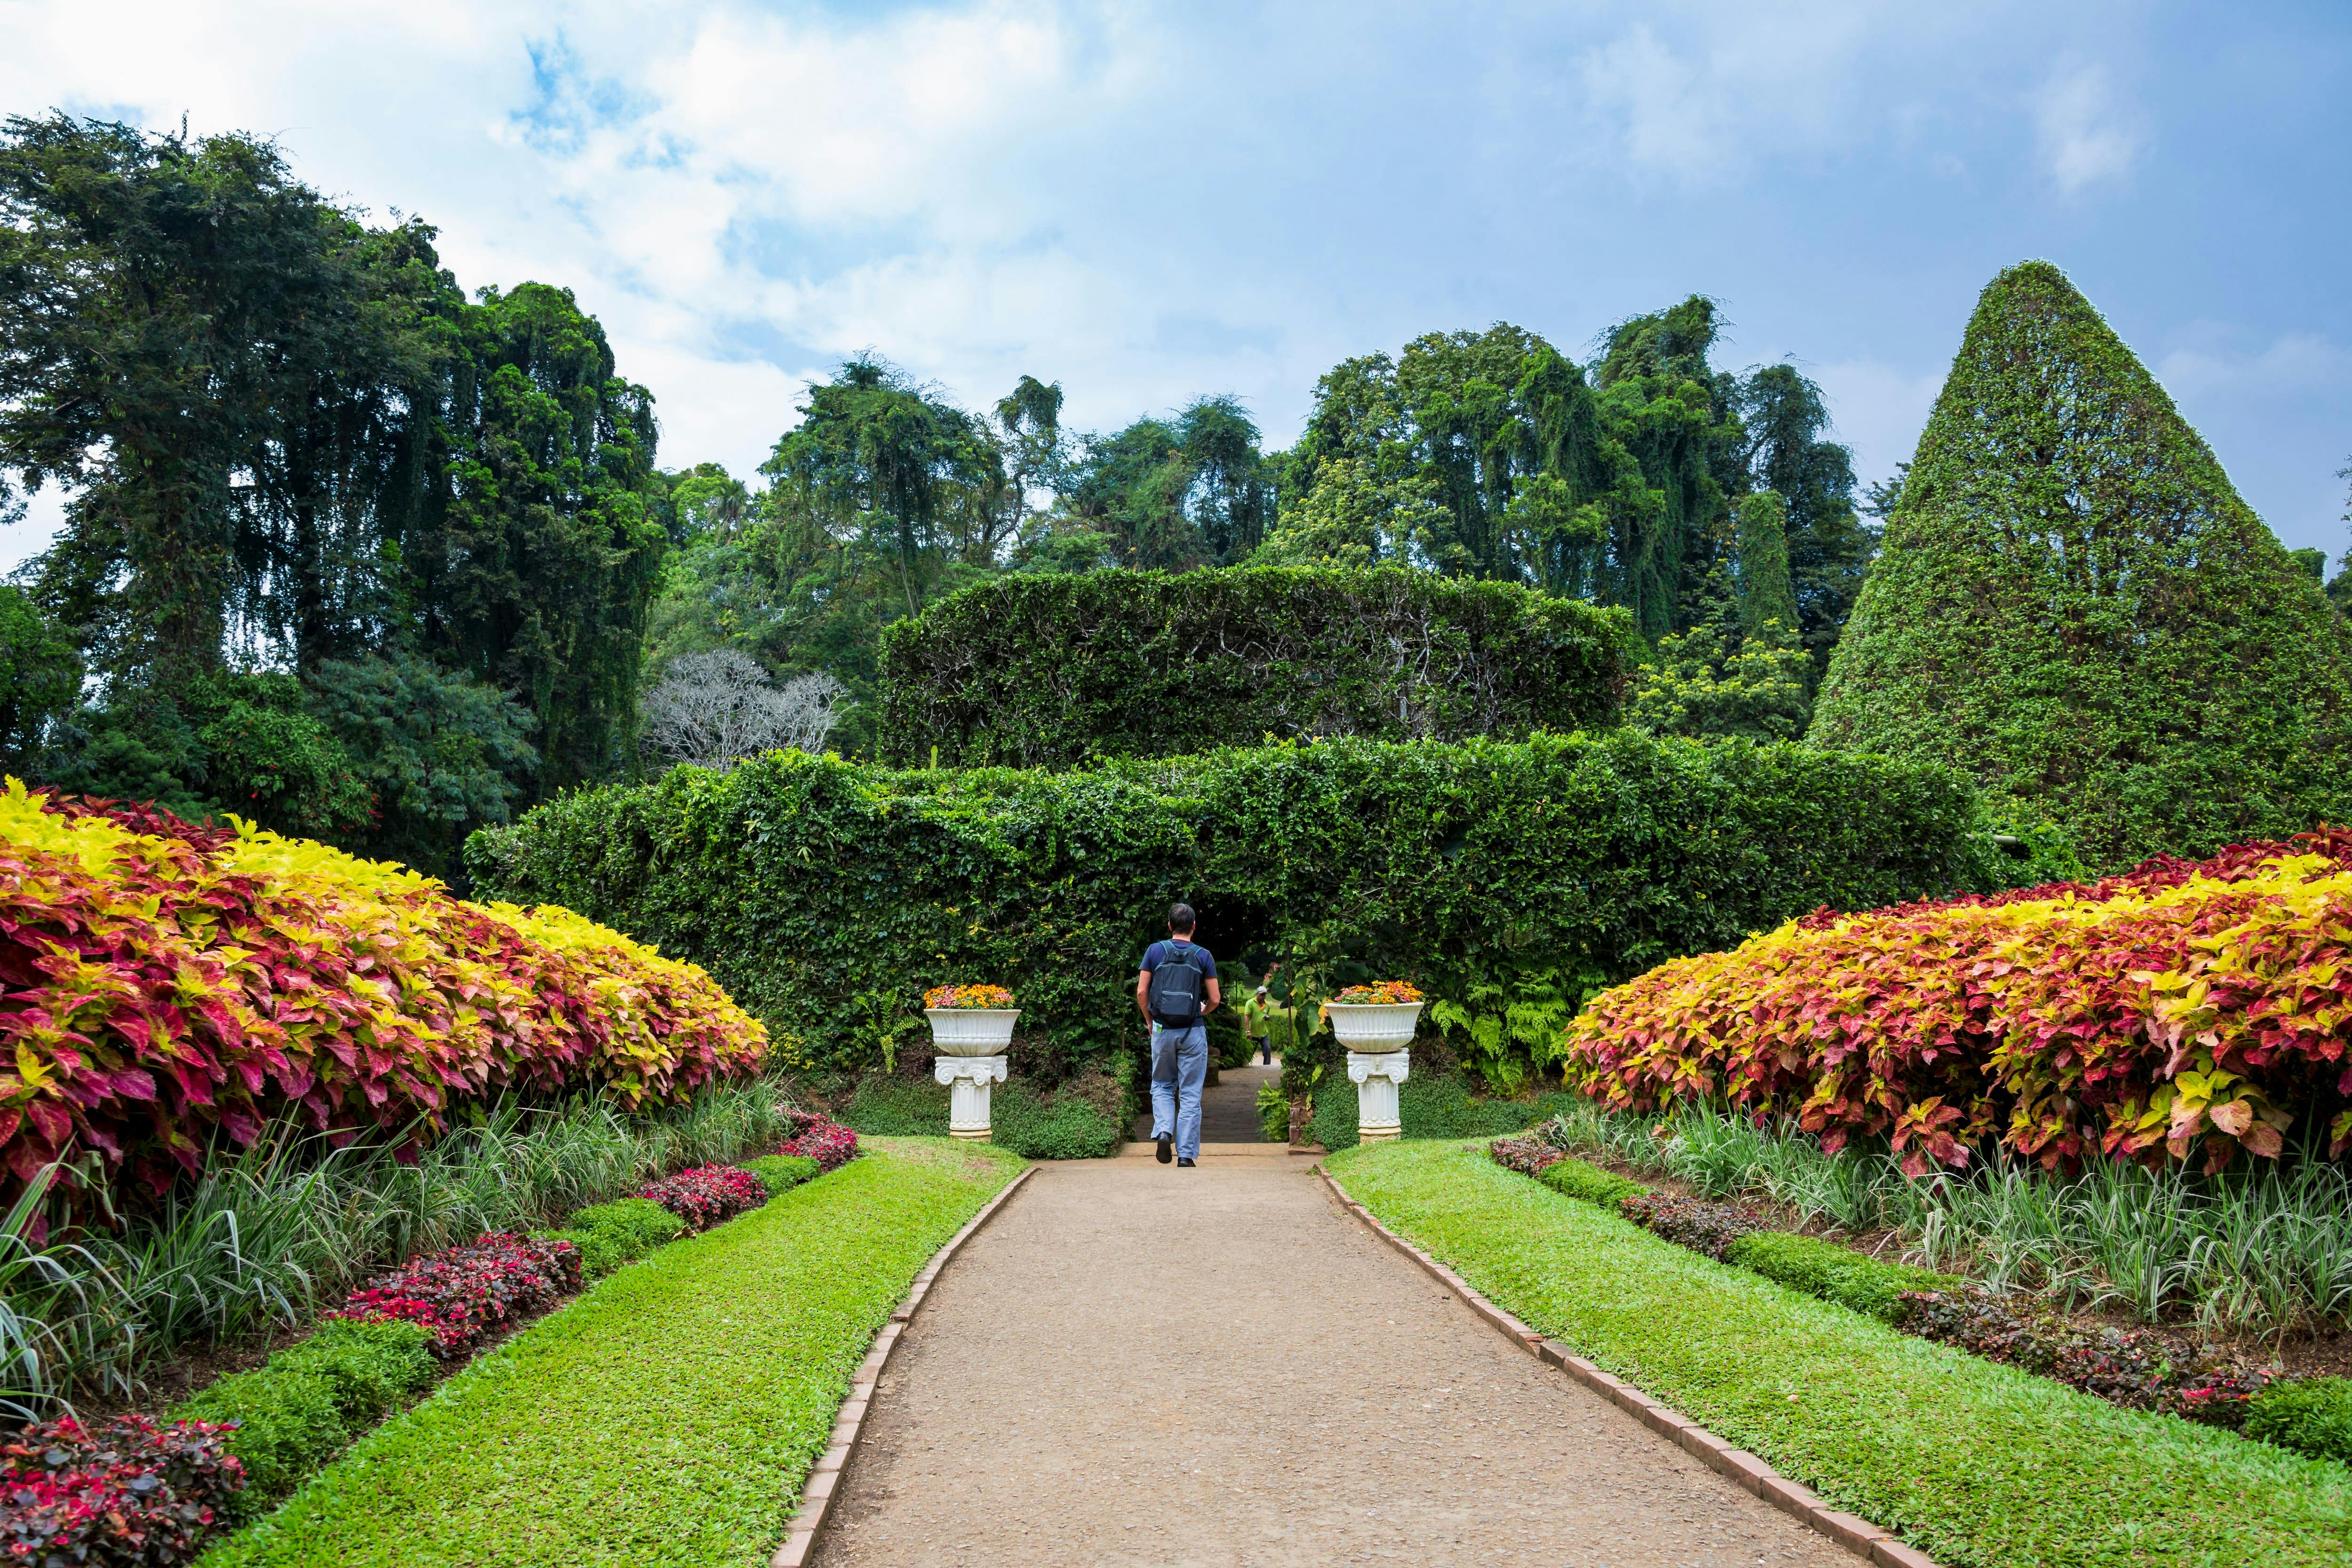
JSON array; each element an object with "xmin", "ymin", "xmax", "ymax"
[{"xmin": 1137, "ymin": 903, "xmax": 1220, "ymax": 1166}]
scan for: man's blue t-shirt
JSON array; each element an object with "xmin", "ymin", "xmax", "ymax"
[
  {"xmin": 1138, "ymin": 938, "xmax": 1216, "ymax": 981},
  {"xmin": 1140, "ymin": 938, "xmax": 1216, "ymax": 1030}
]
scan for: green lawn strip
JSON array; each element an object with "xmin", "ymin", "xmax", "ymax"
[
  {"xmin": 200, "ymin": 1140, "xmax": 1023, "ymax": 1568},
  {"xmin": 1327, "ymin": 1140, "xmax": 2352, "ymax": 1568}
]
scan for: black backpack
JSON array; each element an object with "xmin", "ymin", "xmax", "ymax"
[{"xmin": 1146, "ymin": 942, "xmax": 1207, "ymax": 1025}]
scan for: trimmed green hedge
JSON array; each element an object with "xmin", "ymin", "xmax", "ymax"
[
  {"xmin": 1538, "ymin": 1156, "xmax": 1648, "ymax": 1208},
  {"xmin": 545, "ymin": 1196, "xmax": 686, "ymax": 1279},
  {"xmin": 1329, "ymin": 1140, "xmax": 2352, "ymax": 1567},
  {"xmin": 2250, "ymin": 1378, "xmax": 2352, "ymax": 1466},
  {"xmin": 200, "ymin": 1140, "xmax": 1022, "ymax": 1567},
  {"xmin": 175, "ymin": 1321, "xmax": 437, "ymax": 1520},
  {"xmin": 876, "ymin": 567, "xmax": 1641, "ymax": 768},
  {"xmin": 742, "ymin": 1154, "xmax": 820, "ymax": 1196},
  {"xmin": 467, "ymin": 732, "xmax": 1994, "ymax": 1080},
  {"xmin": 1724, "ymin": 1230, "xmax": 1963, "ymax": 1323}
]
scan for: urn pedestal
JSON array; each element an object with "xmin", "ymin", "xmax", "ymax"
[
  {"xmin": 1326, "ymin": 1002, "xmax": 1422, "ymax": 1145},
  {"xmin": 933, "ymin": 1053, "xmax": 1010, "ymax": 1141}
]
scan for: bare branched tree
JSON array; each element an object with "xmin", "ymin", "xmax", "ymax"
[{"xmin": 639, "ymin": 649, "xmax": 844, "ymax": 772}]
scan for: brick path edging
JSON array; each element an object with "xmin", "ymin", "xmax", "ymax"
[
  {"xmin": 1317, "ymin": 1164, "xmax": 1941, "ymax": 1568},
  {"xmin": 768, "ymin": 1164, "xmax": 1037, "ymax": 1568}
]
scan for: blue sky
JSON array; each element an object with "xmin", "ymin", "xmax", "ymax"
[{"xmin": 4, "ymin": 0, "xmax": 2347, "ymax": 566}]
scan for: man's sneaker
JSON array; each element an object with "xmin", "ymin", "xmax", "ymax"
[
  {"xmin": 1156, "ymin": 1131, "xmax": 1173, "ymax": 1164},
  {"xmin": 1177, "ymin": 1157, "xmax": 1195, "ymax": 1167}
]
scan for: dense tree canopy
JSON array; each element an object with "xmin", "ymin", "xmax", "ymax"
[
  {"xmin": 1257, "ymin": 303, "xmax": 1871, "ymax": 663},
  {"xmin": 1810, "ymin": 261, "xmax": 2352, "ymax": 869},
  {"xmin": 0, "ymin": 115, "xmax": 668, "ymax": 873}
]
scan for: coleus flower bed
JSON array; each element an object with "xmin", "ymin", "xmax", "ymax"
[
  {"xmin": 1562, "ymin": 828, "xmax": 2352, "ymax": 1174},
  {"xmin": 327, "ymin": 1234, "xmax": 580, "ymax": 1357},
  {"xmin": 0, "ymin": 783, "xmax": 768, "ymax": 1197},
  {"xmin": 639, "ymin": 1165, "xmax": 769, "ymax": 1232},
  {"xmin": 0, "ymin": 1413, "xmax": 245, "ymax": 1565},
  {"xmin": 777, "ymin": 1109, "xmax": 858, "ymax": 1172}
]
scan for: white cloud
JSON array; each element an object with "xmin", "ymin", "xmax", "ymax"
[
  {"xmin": 2156, "ymin": 332, "xmax": 2349, "ymax": 399},
  {"xmin": 2034, "ymin": 62, "xmax": 2144, "ymax": 194}
]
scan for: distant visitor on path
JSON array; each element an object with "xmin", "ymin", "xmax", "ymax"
[{"xmin": 1138, "ymin": 903, "xmax": 1220, "ymax": 1167}]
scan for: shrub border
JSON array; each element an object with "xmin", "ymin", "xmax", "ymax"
[
  {"xmin": 766, "ymin": 1164, "xmax": 1035, "ymax": 1568},
  {"xmin": 1317, "ymin": 1164, "xmax": 1939, "ymax": 1568}
]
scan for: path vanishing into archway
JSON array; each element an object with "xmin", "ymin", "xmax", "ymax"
[{"xmin": 812, "ymin": 1152, "xmax": 1855, "ymax": 1567}]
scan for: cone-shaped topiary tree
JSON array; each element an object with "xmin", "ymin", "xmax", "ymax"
[{"xmin": 1811, "ymin": 261, "xmax": 2352, "ymax": 870}]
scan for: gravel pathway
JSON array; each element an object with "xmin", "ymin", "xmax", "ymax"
[{"xmin": 813, "ymin": 1155, "xmax": 1854, "ymax": 1567}]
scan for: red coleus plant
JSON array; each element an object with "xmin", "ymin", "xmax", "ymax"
[
  {"xmin": 639, "ymin": 1165, "xmax": 768, "ymax": 1232},
  {"xmin": 776, "ymin": 1109, "xmax": 858, "ymax": 1172},
  {"xmin": 0, "ymin": 783, "xmax": 768, "ymax": 1201},
  {"xmin": 0, "ymin": 1413, "xmax": 245, "ymax": 1565},
  {"xmin": 1564, "ymin": 829, "xmax": 2352, "ymax": 1174},
  {"xmin": 326, "ymin": 1233, "xmax": 580, "ymax": 1358}
]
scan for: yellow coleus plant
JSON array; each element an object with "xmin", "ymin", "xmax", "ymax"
[
  {"xmin": 0, "ymin": 780, "xmax": 767, "ymax": 1195},
  {"xmin": 1564, "ymin": 831, "xmax": 2352, "ymax": 1173}
]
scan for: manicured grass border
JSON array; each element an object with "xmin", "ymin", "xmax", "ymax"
[
  {"xmin": 1327, "ymin": 1140, "xmax": 2352, "ymax": 1568},
  {"xmin": 199, "ymin": 1140, "xmax": 1023, "ymax": 1568}
]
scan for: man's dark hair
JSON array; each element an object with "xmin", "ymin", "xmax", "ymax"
[{"xmin": 1168, "ymin": 902, "xmax": 1196, "ymax": 934}]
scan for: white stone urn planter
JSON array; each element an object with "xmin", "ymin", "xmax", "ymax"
[
  {"xmin": 925, "ymin": 1003, "xmax": 1018, "ymax": 1141},
  {"xmin": 1326, "ymin": 1001, "xmax": 1422, "ymax": 1145},
  {"xmin": 926, "ymin": 1007, "xmax": 1020, "ymax": 1055}
]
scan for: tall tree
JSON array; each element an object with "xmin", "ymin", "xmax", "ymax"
[
  {"xmin": 1810, "ymin": 261, "xmax": 2352, "ymax": 868},
  {"xmin": 765, "ymin": 357, "xmax": 999, "ymax": 615},
  {"xmin": 1732, "ymin": 363, "xmax": 1871, "ymax": 671},
  {"xmin": 415, "ymin": 282, "xmax": 667, "ymax": 791}
]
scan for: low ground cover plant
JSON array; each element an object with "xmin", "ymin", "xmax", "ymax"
[
  {"xmin": 4, "ymin": 1113, "xmax": 859, "ymax": 1556},
  {"xmin": 0, "ymin": 1412, "xmax": 245, "ymax": 1564},
  {"xmin": 1337, "ymin": 1140, "xmax": 2352, "ymax": 1567},
  {"xmin": 639, "ymin": 1165, "xmax": 769, "ymax": 1231},
  {"xmin": 200, "ymin": 1141, "xmax": 1022, "ymax": 1567},
  {"xmin": 1897, "ymin": 1287, "xmax": 2273, "ymax": 1426},
  {"xmin": 1565, "ymin": 828, "xmax": 2352, "ymax": 1175},
  {"xmin": 1619, "ymin": 1191, "xmax": 1769, "ymax": 1259},
  {"xmin": 0, "ymin": 783, "xmax": 769, "ymax": 1202}
]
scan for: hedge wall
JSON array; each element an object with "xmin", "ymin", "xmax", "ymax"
[
  {"xmin": 465, "ymin": 733, "xmax": 1996, "ymax": 1084},
  {"xmin": 875, "ymin": 567, "xmax": 1641, "ymax": 768}
]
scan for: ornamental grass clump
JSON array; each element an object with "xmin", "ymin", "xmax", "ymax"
[
  {"xmin": 1565, "ymin": 828, "xmax": 2352, "ymax": 1176},
  {"xmin": 0, "ymin": 1413, "xmax": 245, "ymax": 1564},
  {"xmin": 326, "ymin": 1234, "xmax": 579, "ymax": 1357},
  {"xmin": 0, "ymin": 782, "xmax": 767, "ymax": 1199},
  {"xmin": 638, "ymin": 1165, "xmax": 767, "ymax": 1232}
]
